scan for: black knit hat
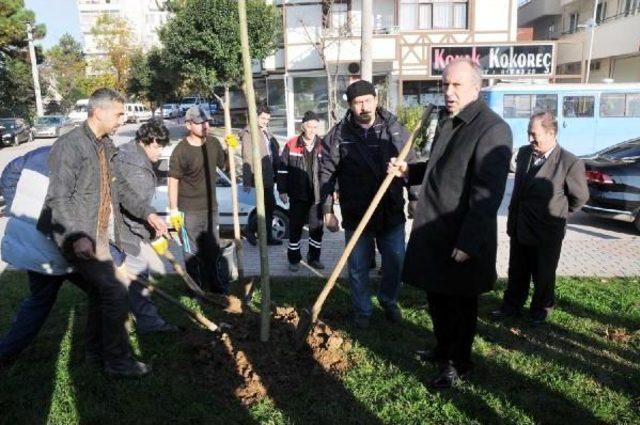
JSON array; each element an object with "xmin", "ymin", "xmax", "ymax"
[
  {"xmin": 345, "ymin": 80, "xmax": 376, "ymax": 102},
  {"xmin": 302, "ymin": 110, "xmax": 318, "ymax": 123}
]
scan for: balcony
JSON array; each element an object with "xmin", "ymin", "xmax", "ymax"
[
  {"xmin": 518, "ymin": 0, "xmax": 562, "ymax": 26},
  {"xmin": 557, "ymin": 11, "xmax": 640, "ymax": 64}
]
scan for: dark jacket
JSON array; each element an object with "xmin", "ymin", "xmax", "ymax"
[
  {"xmin": 115, "ymin": 140, "xmax": 159, "ymax": 256},
  {"xmin": 320, "ymin": 108, "xmax": 413, "ymax": 232},
  {"xmin": 507, "ymin": 144, "xmax": 588, "ymax": 246},
  {"xmin": 403, "ymin": 98, "xmax": 512, "ymax": 295},
  {"xmin": 37, "ymin": 122, "xmax": 154, "ymax": 258},
  {"xmin": 277, "ymin": 135, "xmax": 322, "ymax": 204},
  {"xmin": 240, "ymin": 126, "xmax": 280, "ymax": 188}
]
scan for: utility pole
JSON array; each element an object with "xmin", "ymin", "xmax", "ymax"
[
  {"xmin": 26, "ymin": 23, "xmax": 44, "ymax": 117},
  {"xmin": 360, "ymin": 0, "xmax": 373, "ymax": 82},
  {"xmin": 238, "ymin": 0, "xmax": 271, "ymax": 342},
  {"xmin": 584, "ymin": 0, "xmax": 599, "ymax": 84}
]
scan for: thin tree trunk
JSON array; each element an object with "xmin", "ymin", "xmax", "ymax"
[
  {"xmin": 238, "ymin": 0, "xmax": 271, "ymax": 342},
  {"xmin": 360, "ymin": 0, "xmax": 373, "ymax": 82}
]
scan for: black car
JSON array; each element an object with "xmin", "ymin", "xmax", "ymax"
[
  {"xmin": 583, "ymin": 137, "xmax": 640, "ymax": 232},
  {"xmin": 0, "ymin": 118, "xmax": 32, "ymax": 147}
]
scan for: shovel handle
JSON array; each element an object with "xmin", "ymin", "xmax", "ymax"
[{"xmin": 309, "ymin": 104, "xmax": 434, "ymax": 324}]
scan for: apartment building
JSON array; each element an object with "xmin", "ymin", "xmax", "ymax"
[
  {"xmin": 518, "ymin": 0, "xmax": 640, "ymax": 82},
  {"xmin": 77, "ymin": 0, "xmax": 170, "ymax": 63},
  {"xmin": 256, "ymin": 0, "xmax": 557, "ymax": 136}
]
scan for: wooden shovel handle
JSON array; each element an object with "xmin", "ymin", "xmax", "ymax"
[{"xmin": 309, "ymin": 104, "xmax": 434, "ymax": 324}]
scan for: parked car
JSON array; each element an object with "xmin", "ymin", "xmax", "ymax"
[
  {"xmin": 67, "ymin": 98, "xmax": 88, "ymax": 126},
  {"xmin": 583, "ymin": 137, "xmax": 640, "ymax": 232},
  {"xmin": 31, "ymin": 115, "xmax": 72, "ymax": 139},
  {"xmin": 151, "ymin": 142, "xmax": 289, "ymax": 240},
  {"xmin": 156, "ymin": 103, "xmax": 180, "ymax": 119},
  {"xmin": 125, "ymin": 103, "xmax": 152, "ymax": 123},
  {"xmin": 0, "ymin": 118, "xmax": 32, "ymax": 147},
  {"xmin": 179, "ymin": 96, "xmax": 201, "ymax": 112}
]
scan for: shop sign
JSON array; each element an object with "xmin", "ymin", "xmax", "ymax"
[{"xmin": 431, "ymin": 44, "xmax": 554, "ymax": 76}]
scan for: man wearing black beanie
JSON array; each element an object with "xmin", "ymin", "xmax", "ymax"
[{"xmin": 320, "ymin": 80, "xmax": 415, "ymax": 329}]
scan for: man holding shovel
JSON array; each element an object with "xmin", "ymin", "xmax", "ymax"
[
  {"xmin": 321, "ymin": 80, "xmax": 414, "ymax": 330},
  {"xmin": 390, "ymin": 59, "xmax": 512, "ymax": 388},
  {"xmin": 115, "ymin": 119, "xmax": 177, "ymax": 334}
]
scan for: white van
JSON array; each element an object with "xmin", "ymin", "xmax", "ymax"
[
  {"xmin": 67, "ymin": 99, "xmax": 89, "ymax": 126},
  {"xmin": 124, "ymin": 103, "xmax": 152, "ymax": 123}
]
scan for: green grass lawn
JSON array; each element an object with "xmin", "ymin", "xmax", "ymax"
[{"xmin": 0, "ymin": 271, "xmax": 638, "ymax": 425}]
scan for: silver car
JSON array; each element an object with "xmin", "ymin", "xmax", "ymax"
[{"xmin": 31, "ymin": 115, "xmax": 71, "ymax": 139}]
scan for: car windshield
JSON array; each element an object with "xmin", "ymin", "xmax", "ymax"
[
  {"xmin": 182, "ymin": 98, "xmax": 196, "ymax": 104},
  {"xmin": 600, "ymin": 140, "xmax": 640, "ymax": 161},
  {"xmin": 36, "ymin": 116, "xmax": 62, "ymax": 125}
]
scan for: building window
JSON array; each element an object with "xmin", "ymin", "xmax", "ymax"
[
  {"xmin": 621, "ymin": 0, "xmax": 640, "ymax": 16},
  {"xmin": 503, "ymin": 94, "xmax": 558, "ymax": 119},
  {"xmin": 596, "ymin": 1, "xmax": 607, "ymax": 24},
  {"xmin": 600, "ymin": 93, "xmax": 640, "ymax": 117},
  {"xmin": 402, "ymin": 81, "xmax": 444, "ymax": 107},
  {"xmin": 324, "ymin": 1, "xmax": 349, "ymax": 30},
  {"xmin": 400, "ymin": 0, "xmax": 467, "ymax": 31},
  {"xmin": 568, "ymin": 12, "xmax": 579, "ymax": 33}
]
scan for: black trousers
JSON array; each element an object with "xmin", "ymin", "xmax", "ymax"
[
  {"xmin": 247, "ymin": 187, "xmax": 276, "ymax": 240},
  {"xmin": 73, "ymin": 258, "xmax": 133, "ymax": 367},
  {"xmin": 427, "ymin": 291, "xmax": 478, "ymax": 372},
  {"xmin": 182, "ymin": 209, "xmax": 222, "ymax": 293},
  {"xmin": 503, "ymin": 237, "xmax": 562, "ymax": 318},
  {"xmin": 287, "ymin": 201, "xmax": 323, "ymax": 264}
]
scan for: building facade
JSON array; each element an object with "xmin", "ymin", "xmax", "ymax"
[
  {"xmin": 77, "ymin": 0, "xmax": 170, "ymax": 64},
  {"xmin": 256, "ymin": 0, "xmax": 527, "ymax": 136},
  {"xmin": 518, "ymin": 0, "xmax": 640, "ymax": 83}
]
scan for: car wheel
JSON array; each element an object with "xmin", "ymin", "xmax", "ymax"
[
  {"xmin": 634, "ymin": 213, "xmax": 640, "ymax": 234},
  {"xmin": 247, "ymin": 209, "xmax": 289, "ymax": 241},
  {"xmin": 272, "ymin": 209, "xmax": 289, "ymax": 241}
]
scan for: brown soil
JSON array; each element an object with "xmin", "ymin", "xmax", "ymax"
[{"xmin": 180, "ymin": 306, "xmax": 352, "ymax": 406}]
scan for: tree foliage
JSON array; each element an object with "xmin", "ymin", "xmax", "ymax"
[
  {"xmin": 42, "ymin": 33, "xmax": 86, "ymax": 112},
  {"xmin": 0, "ymin": 0, "xmax": 45, "ymax": 118},
  {"xmin": 90, "ymin": 13, "xmax": 133, "ymax": 92},
  {"xmin": 160, "ymin": 0, "xmax": 279, "ymax": 94},
  {"xmin": 127, "ymin": 47, "xmax": 181, "ymax": 110}
]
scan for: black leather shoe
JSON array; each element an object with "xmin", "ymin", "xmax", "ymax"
[
  {"xmin": 415, "ymin": 349, "xmax": 444, "ymax": 364},
  {"xmin": 105, "ymin": 359, "xmax": 152, "ymax": 378},
  {"xmin": 307, "ymin": 259, "xmax": 325, "ymax": 270},
  {"xmin": 267, "ymin": 238, "xmax": 283, "ymax": 246},
  {"xmin": 384, "ymin": 306, "xmax": 402, "ymax": 323},
  {"xmin": 429, "ymin": 364, "xmax": 462, "ymax": 389},
  {"xmin": 490, "ymin": 307, "xmax": 520, "ymax": 320}
]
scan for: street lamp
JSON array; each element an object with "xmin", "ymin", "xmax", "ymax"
[{"xmin": 26, "ymin": 23, "xmax": 44, "ymax": 117}]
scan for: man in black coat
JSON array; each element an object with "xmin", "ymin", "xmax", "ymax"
[
  {"xmin": 322, "ymin": 80, "xmax": 414, "ymax": 329},
  {"xmin": 390, "ymin": 59, "xmax": 512, "ymax": 388},
  {"xmin": 492, "ymin": 112, "xmax": 588, "ymax": 324}
]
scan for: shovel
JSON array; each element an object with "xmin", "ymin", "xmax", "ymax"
[{"xmin": 294, "ymin": 104, "xmax": 434, "ymax": 348}]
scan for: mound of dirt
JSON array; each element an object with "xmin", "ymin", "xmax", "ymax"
[{"xmin": 181, "ymin": 306, "xmax": 352, "ymax": 406}]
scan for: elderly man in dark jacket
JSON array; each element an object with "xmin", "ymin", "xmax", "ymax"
[
  {"xmin": 322, "ymin": 80, "xmax": 414, "ymax": 329},
  {"xmin": 391, "ymin": 59, "xmax": 512, "ymax": 388},
  {"xmin": 492, "ymin": 112, "xmax": 588, "ymax": 324},
  {"xmin": 37, "ymin": 88, "xmax": 166, "ymax": 377},
  {"xmin": 116, "ymin": 119, "xmax": 177, "ymax": 334}
]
